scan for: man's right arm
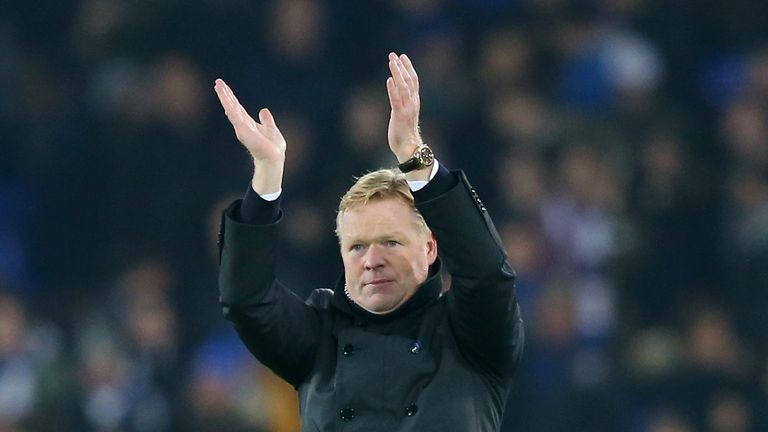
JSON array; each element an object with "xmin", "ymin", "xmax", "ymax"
[
  {"xmin": 214, "ymin": 79, "xmax": 319, "ymax": 387},
  {"xmin": 218, "ymin": 196, "xmax": 320, "ymax": 387}
]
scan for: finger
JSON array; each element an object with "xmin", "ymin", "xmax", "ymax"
[
  {"xmin": 398, "ymin": 55, "xmax": 416, "ymax": 94},
  {"xmin": 216, "ymin": 83, "xmax": 248, "ymax": 133},
  {"xmin": 222, "ymin": 80, "xmax": 239, "ymax": 104},
  {"xmin": 222, "ymin": 82, "xmax": 246, "ymax": 117},
  {"xmin": 387, "ymin": 67, "xmax": 402, "ymax": 110},
  {"xmin": 390, "ymin": 54, "xmax": 410, "ymax": 94},
  {"xmin": 400, "ymin": 54, "xmax": 419, "ymax": 94},
  {"xmin": 214, "ymin": 79, "xmax": 235, "ymax": 114},
  {"xmin": 217, "ymin": 80, "xmax": 245, "ymax": 121},
  {"xmin": 259, "ymin": 108, "xmax": 277, "ymax": 129},
  {"xmin": 388, "ymin": 52, "xmax": 407, "ymax": 89},
  {"xmin": 219, "ymin": 82, "xmax": 267, "ymax": 140},
  {"xmin": 394, "ymin": 58, "xmax": 414, "ymax": 107},
  {"xmin": 387, "ymin": 54, "xmax": 402, "ymax": 93},
  {"xmin": 222, "ymin": 82, "xmax": 256, "ymax": 128},
  {"xmin": 386, "ymin": 76, "xmax": 400, "ymax": 109},
  {"xmin": 388, "ymin": 51, "xmax": 399, "ymax": 67},
  {"xmin": 388, "ymin": 60, "xmax": 412, "ymax": 112}
]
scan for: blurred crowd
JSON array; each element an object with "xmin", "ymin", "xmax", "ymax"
[{"xmin": 2, "ymin": 0, "xmax": 768, "ymax": 430}]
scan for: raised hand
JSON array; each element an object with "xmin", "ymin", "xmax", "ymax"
[
  {"xmin": 214, "ymin": 78, "xmax": 285, "ymax": 195},
  {"xmin": 386, "ymin": 53, "xmax": 423, "ymax": 164}
]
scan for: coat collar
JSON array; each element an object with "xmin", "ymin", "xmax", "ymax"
[{"xmin": 331, "ymin": 258, "xmax": 443, "ymax": 324}]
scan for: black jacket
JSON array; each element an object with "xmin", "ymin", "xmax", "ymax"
[{"xmin": 218, "ymin": 170, "xmax": 524, "ymax": 431}]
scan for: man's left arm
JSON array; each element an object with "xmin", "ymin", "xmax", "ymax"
[
  {"xmin": 415, "ymin": 171, "xmax": 524, "ymax": 379},
  {"xmin": 385, "ymin": 52, "xmax": 523, "ymax": 379}
]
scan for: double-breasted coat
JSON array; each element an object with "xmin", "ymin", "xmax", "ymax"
[{"xmin": 218, "ymin": 169, "xmax": 524, "ymax": 431}]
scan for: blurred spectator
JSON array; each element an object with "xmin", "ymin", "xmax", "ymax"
[
  {"xmin": 707, "ymin": 391, "xmax": 753, "ymax": 432},
  {"xmin": 71, "ymin": 259, "xmax": 181, "ymax": 431},
  {"xmin": 412, "ymin": 29, "xmax": 474, "ymax": 128},
  {"xmin": 747, "ymin": 48, "xmax": 768, "ymax": 101},
  {"xmin": 0, "ymin": 292, "xmax": 65, "ymax": 429},
  {"xmin": 644, "ymin": 410, "xmax": 694, "ymax": 432},
  {"xmin": 554, "ymin": 17, "xmax": 663, "ymax": 114},
  {"xmin": 487, "ymin": 92, "xmax": 555, "ymax": 153},
  {"xmin": 720, "ymin": 95, "xmax": 768, "ymax": 351},
  {"xmin": 497, "ymin": 152, "xmax": 547, "ymax": 219},
  {"xmin": 723, "ymin": 169, "xmax": 768, "ymax": 345},
  {"xmin": 512, "ymin": 278, "xmax": 619, "ymax": 431},
  {"xmin": 476, "ymin": 29, "xmax": 535, "ymax": 96},
  {"xmin": 624, "ymin": 131, "xmax": 718, "ymax": 325},
  {"xmin": 721, "ymin": 98, "xmax": 768, "ymax": 171},
  {"xmin": 186, "ymin": 328, "xmax": 299, "ymax": 432},
  {"xmin": 541, "ymin": 143, "xmax": 624, "ymax": 273},
  {"xmin": 337, "ymin": 84, "xmax": 393, "ymax": 172},
  {"xmin": 269, "ymin": 0, "xmax": 328, "ymax": 66}
]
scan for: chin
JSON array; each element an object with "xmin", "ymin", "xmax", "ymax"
[{"xmin": 363, "ymin": 299, "xmax": 399, "ymax": 315}]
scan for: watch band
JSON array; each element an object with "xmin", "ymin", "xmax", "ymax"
[{"xmin": 397, "ymin": 157, "xmax": 422, "ymax": 173}]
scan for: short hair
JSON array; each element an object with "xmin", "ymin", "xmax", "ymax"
[{"xmin": 335, "ymin": 168, "xmax": 430, "ymax": 239}]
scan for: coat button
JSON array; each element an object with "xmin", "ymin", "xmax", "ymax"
[
  {"xmin": 405, "ymin": 404, "xmax": 418, "ymax": 416},
  {"xmin": 409, "ymin": 341, "xmax": 422, "ymax": 354},
  {"xmin": 342, "ymin": 344, "xmax": 355, "ymax": 356},
  {"xmin": 339, "ymin": 407, "xmax": 356, "ymax": 420}
]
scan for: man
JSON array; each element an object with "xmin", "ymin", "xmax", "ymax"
[{"xmin": 215, "ymin": 52, "xmax": 524, "ymax": 431}]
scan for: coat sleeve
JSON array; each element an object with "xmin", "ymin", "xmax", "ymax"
[
  {"xmin": 415, "ymin": 171, "xmax": 524, "ymax": 379},
  {"xmin": 218, "ymin": 200, "xmax": 320, "ymax": 388}
]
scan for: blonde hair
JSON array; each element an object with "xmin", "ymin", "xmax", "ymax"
[{"xmin": 335, "ymin": 168, "xmax": 430, "ymax": 239}]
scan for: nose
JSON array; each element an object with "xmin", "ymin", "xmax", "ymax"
[{"xmin": 364, "ymin": 245, "xmax": 385, "ymax": 270}]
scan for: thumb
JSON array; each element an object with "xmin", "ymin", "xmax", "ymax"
[{"xmin": 259, "ymin": 108, "xmax": 277, "ymax": 129}]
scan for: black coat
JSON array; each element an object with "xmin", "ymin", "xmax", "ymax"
[{"xmin": 218, "ymin": 170, "xmax": 524, "ymax": 431}]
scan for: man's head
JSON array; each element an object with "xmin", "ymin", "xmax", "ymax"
[{"xmin": 336, "ymin": 169, "xmax": 437, "ymax": 314}]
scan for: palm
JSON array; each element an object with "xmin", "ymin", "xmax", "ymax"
[
  {"xmin": 387, "ymin": 103, "xmax": 419, "ymax": 153},
  {"xmin": 214, "ymin": 79, "xmax": 286, "ymax": 164},
  {"xmin": 386, "ymin": 53, "xmax": 422, "ymax": 161}
]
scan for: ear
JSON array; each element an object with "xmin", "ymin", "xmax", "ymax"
[{"xmin": 426, "ymin": 233, "xmax": 438, "ymax": 265}]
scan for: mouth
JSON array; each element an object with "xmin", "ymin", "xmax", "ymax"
[{"xmin": 364, "ymin": 279, "xmax": 394, "ymax": 287}]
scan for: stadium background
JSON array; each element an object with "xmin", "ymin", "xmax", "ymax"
[{"xmin": 1, "ymin": 0, "xmax": 768, "ymax": 430}]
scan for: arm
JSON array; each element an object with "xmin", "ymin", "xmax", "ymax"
[
  {"xmin": 214, "ymin": 79, "xmax": 319, "ymax": 387},
  {"xmin": 417, "ymin": 174, "xmax": 524, "ymax": 378},
  {"xmin": 386, "ymin": 54, "xmax": 524, "ymax": 379}
]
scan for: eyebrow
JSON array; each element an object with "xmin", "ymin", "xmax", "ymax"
[{"xmin": 344, "ymin": 232, "xmax": 409, "ymax": 245}]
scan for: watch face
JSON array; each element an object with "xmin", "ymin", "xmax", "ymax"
[
  {"xmin": 417, "ymin": 146, "xmax": 434, "ymax": 167},
  {"xmin": 398, "ymin": 145, "xmax": 434, "ymax": 173}
]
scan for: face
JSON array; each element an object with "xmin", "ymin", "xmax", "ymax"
[{"xmin": 339, "ymin": 198, "xmax": 437, "ymax": 314}]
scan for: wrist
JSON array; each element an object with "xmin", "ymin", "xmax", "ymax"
[
  {"xmin": 404, "ymin": 168, "xmax": 431, "ymax": 182},
  {"xmin": 406, "ymin": 159, "xmax": 439, "ymax": 184},
  {"xmin": 251, "ymin": 161, "xmax": 284, "ymax": 196},
  {"xmin": 394, "ymin": 135, "xmax": 424, "ymax": 163},
  {"xmin": 397, "ymin": 143, "xmax": 434, "ymax": 174}
]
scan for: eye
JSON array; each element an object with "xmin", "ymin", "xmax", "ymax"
[
  {"xmin": 385, "ymin": 240, "xmax": 399, "ymax": 248},
  {"xmin": 349, "ymin": 244, "xmax": 365, "ymax": 252}
]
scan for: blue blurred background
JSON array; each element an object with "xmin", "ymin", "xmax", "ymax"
[{"xmin": 1, "ymin": 0, "xmax": 768, "ymax": 430}]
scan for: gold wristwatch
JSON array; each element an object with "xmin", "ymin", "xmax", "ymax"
[{"xmin": 397, "ymin": 144, "xmax": 434, "ymax": 173}]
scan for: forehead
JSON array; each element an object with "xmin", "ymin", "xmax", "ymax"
[{"xmin": 340, "ymin": 198, "xmax": 420, "ymax": 238}]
